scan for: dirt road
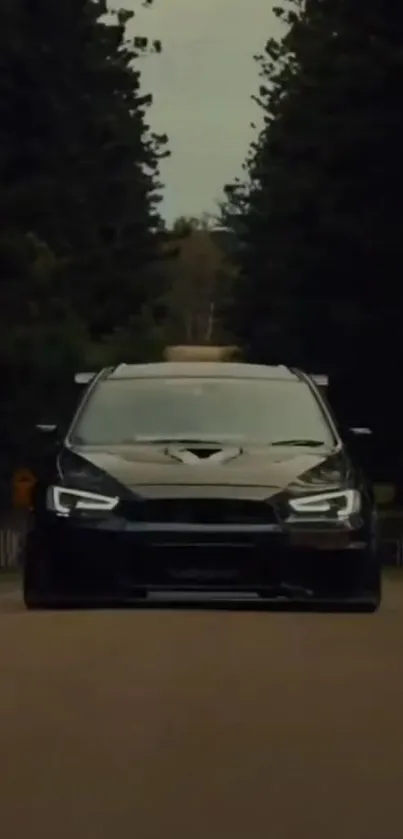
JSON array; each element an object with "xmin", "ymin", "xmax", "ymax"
[{"xmin": 0, "ymin": 578, "xmax": 403, "ymax": 839}]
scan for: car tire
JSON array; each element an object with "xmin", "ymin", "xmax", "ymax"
[
  {"xmin": 23, "ymin": 555, "xmax": 53, "ymax": 610},
  {"xmin": 347, "ymin": 563, "xmax": 382, "ymax": 613},
  {"xmin": 353, "ymin": 600, "xmax": 380, "ymax": 613}
]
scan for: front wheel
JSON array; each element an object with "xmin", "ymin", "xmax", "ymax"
[
  {"xmin": 351, "ymin": 561, "xmax": 381, "ymax": 613},
  {"xmin": 23, "ymin": 555, "xmax": 53, "ymax": 610},
  {"xmin": 353, "ymin": 600, "xmax": 380, "ymax": 613}
]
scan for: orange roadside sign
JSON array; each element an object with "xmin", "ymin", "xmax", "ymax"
[{"xmin": 12, "ymin": 468, "xmax": 37, "ymax": 509}]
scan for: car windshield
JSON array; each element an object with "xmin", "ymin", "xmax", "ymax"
[{"xmin": 69, "ymin": 376, "xmax": 336, "ymax": 447}]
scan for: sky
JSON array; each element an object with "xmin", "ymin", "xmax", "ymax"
[{"xmin": 109, "ymin": 0, "xmax": 284, "ymax": 224}]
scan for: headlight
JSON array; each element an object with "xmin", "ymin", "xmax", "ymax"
[
  {"xmin": 47, "ymin": 486, "xmax": 119, "ymax": 516},
  {"xmin": 287, "ymin": 489, "xmax": 361, "ymax": 521}
]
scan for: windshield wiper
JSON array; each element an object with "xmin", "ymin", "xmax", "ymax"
[
  {"xmin": 133, "ymin": 436, "xmax": 234, "ymax": 446},
  {"xmin": 270, "ymin": 439, "xmax": 326, "ymax": 447}
]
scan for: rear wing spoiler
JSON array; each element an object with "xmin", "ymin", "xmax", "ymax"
[
  {"xmin": 74, "ymin": 370, "xmax": 329, "ymax": 386},
  {"xmin": 74, "ymin": 372, "xmax": 96, "ymax": 385},
  {"xmin": 310, "ymin": 374, "xmax": 328, "ymax": 387}
]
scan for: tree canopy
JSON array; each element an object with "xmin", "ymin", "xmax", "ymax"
[
  {"xmin": 0, "ymin": 0, "xmax": 170, "ymax": 481},
  {"xmin": 223, "ymin": 0, "xmax": 403, "ymax": 378},
  {"xmin": 162, "ymin": 216, "xmax": 238, "ymax": 345},
  {"xmin": 0, "ymin": 0, "xmax": 169, "ymax": 371}
]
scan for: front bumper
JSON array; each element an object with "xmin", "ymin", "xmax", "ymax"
[{"xmin": 24, "ymin": 513, "xmax": 378, "ymax": 604}]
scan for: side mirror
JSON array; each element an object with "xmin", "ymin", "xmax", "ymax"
[{"xmin": 349, "ymin": 427, "xmax": 372, "ymax": 437}]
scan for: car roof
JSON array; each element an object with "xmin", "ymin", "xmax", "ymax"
[{"xmin": 107, "ymin": 362, "xmax": 300, "ymax": 381}]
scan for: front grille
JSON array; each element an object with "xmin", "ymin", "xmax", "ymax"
[
  {"xmin": 119, "ymin": 497, "xmax": 277, "ymax": 525},
  {"xmin": 119, "ymin": 544, "xmax": 364, "ymax": 594}
]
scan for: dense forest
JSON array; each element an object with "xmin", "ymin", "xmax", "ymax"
[
  {"xmin": 223, "ymin": 0, "xmax": 403, "ymax": 373},
  {"xmin": 0, "ymin": 0, "xmax": 171, "ymax": 487},
  {"xmin": 221, "ymin": 0, "xmax": 403, "ymax": 480},
  {"xmin": 1, "ymin": 0, "xmax": 402, "ymax": 491}
]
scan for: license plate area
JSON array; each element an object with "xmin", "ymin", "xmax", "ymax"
[
  {"xmin": 163, "ymin": 544, "xmax": 250, "ymax": 583},
  {"xmin": 130, "ymin": 542, "xmax": 264, "ymax": 587},
  {"xmin": 120, "ymin": 529, "xmax": 284, "ymax": 588}
]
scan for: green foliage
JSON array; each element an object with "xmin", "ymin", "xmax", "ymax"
[
  {"xmin": 223, "ymin": 0, "xmax": 403, "ymax": 372},
  {"xmin": 0, "ymin": 0, "xmax": 170, "ymax": 473},
  {"xmin": 161, "ymin": 216, "xmax": 239, "ymax": 346},
  {"xmin": 0, "ymin": 0, "xmax": 169, "ymax": 363}
]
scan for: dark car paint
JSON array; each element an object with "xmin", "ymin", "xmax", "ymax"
[
  {"xmin": 62, "ymin": 442, "xmax": 343, "ymax": 494},
  {"xmin": 33, "ymin": 431, "xmax": 369, "ymax": 517},
  {"xmin": 38, "ymin": 362, "xmax": 360, "ymax": 499},
  {"xmin": 24, "ymin": 364, "xmax": 381, "ymax": 610}
]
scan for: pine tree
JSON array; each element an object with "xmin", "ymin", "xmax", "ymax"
[
  {"xmin": 223, "ymin": 0, "xmax": 403, "ymax": 375},
  {"xmin": 0, "ymin": 0, "xmax": 169, "ymax": 346},
  {"xmin": 0, "ymin": 0, "xmax": 169, "ymax": 464}
]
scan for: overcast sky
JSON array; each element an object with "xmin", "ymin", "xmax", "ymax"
[{"xmin": 109, "ymin": 0, "xmax": 283, "ymax": 223}]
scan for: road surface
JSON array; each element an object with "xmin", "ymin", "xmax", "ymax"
[{"xmin": 0, "ymin": 578, "xmax": 403, "ymax": 839}]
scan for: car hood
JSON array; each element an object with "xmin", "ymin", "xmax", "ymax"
[{"xmin": 61, "ymin": 442, "xmax": 349, "ymax": 500}]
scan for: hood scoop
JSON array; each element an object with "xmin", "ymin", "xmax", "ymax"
[
  {"xmin": 187, "ymin": 447, "xmax": 222, "ymax": 459},
  {"xmin": 166, "ymin": 445, "xmax": 242, "ymax": 465}
]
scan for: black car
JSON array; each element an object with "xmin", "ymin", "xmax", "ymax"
[{"xmin": 23, "ymin": 361, "xmax": 381, "ymax": 611}]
